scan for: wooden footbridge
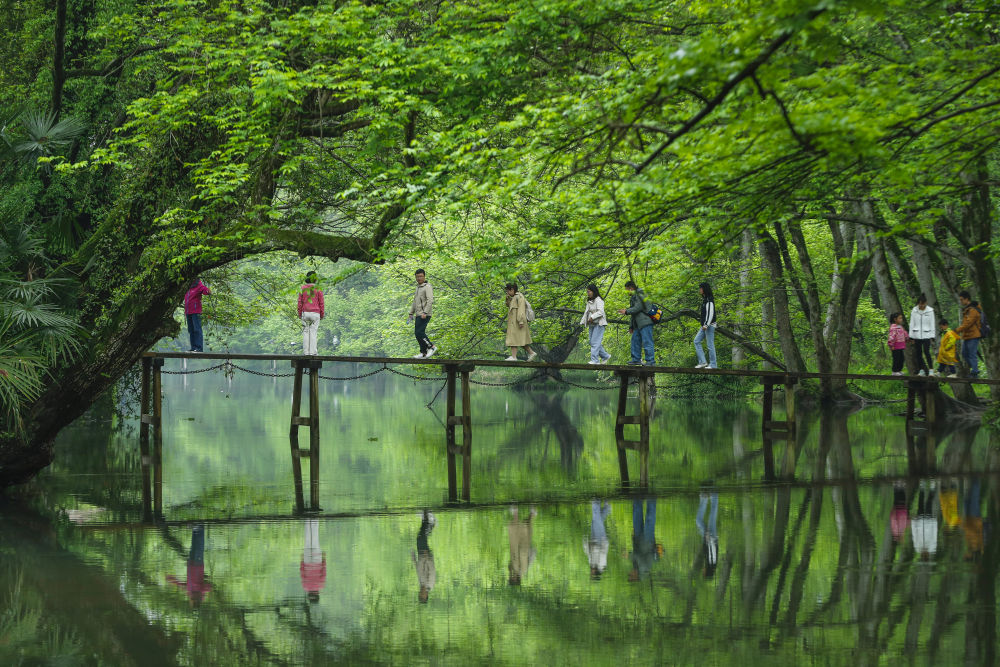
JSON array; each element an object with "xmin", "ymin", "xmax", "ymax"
[{"xmin": 139, "ymin": 352, "xmax": 998, "ymax": 513}]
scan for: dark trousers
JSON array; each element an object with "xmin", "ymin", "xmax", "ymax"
[
  {"xmin": 891, "ymin": 348, "xmax": 905, "ymax": 373},
  {"xmin": 186, "ymin": 313, "xmax": 204, "ymax": 352},
  {"xmin": 937, "ymin": 363, "xmax": 955, "ymax": 375},
  {"xmin": 415, "ymin": 315, "xmax": 433, "ymax": 354},
  {"xmin": 914, "ymin": 338, "xmax": 933, "ymax": 371}
]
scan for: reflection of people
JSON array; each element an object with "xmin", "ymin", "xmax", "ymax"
[
  {"xmin": 412, "ymin": 511, "xmax": 437, "ymax": 603},
  {"xmin": 696, "ymin": 492, "xmax": 719, "ymax": 578},
  {"xmin": 508, "ymin": 505, "xmax": 537, "ymax": 585},
  {"xmin": 962, "ymin": 478, "xmax": 984, "ymax": 561},
  {"xmin": 301, "ymin": 519, "xmax": 327, "ymax": 603},
  {"xmin": 628, "ymin": 498, "xmax": 659, "ymax": 581},
  {"xmin": 939, "ymin": 479, "xmax": 960, "ymax": 530},
  {"xmin": 890, "ymin": 482, "xmax": 909, "ymax": 542},
  {"xmin": 166, "ymin": 524, "xmax": 212, "ymax": 606},
  {"xmin": 911, "ymin": 480, "xmax": 938, "ymax": 560},
  {"xmin": 583, "ymin": 500, "xmax": 611, "ymax": 579}
]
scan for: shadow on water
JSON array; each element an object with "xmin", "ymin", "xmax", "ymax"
[{"xmin": 7, "ymin": 367, "xmax": 1000, "ymax": 664}]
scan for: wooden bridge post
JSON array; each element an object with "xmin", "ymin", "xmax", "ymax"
[
  {"xmin": 443, "ymin": 363, "xmax": 474, "ymax": 501},
  {"xmin": 638, "ymin": 372, "xmax": 651, "ymax": 488},
  {"xmin": 614, "ymin": 371, "xmax": 631, "ymax": 487},
  {"xmin": 461, "ymin": 369, "xmax": 472, "ymax": 501},
  {"xmin": 445, "ymin": 366, "xmax": 458, "ymax": 501},
  {"xmin": 309, "ymin": 360, "xmax": 321, "ymax": 509},
  {"xmin": 151, "ymin": 357, "xmax": 164, "ymax": 516},
  {"xmin": 760, "ymin": 379, "xmax": 776, "ymax": 481},
  {"xmin": 781, "ymin": 377, "xmax": 797, "ymax": 478},
  {"xmin": 289, "ymin": 360, "xmax": 306, "ymax": 512},
  {"xmin": 139, "ymin": 358, "xmax": 152, "ymax": 518}
]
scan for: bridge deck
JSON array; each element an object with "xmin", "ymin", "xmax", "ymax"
[{"xmin": 142, "ymin": 352, "xmax": 1000, "ymax": 385}]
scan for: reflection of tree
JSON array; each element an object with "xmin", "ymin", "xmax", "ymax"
[{"xmin": 502, "ymin": 392, "xmax": 584, "ymax": 473}]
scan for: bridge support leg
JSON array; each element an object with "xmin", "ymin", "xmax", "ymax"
[
  {"xmin": 614, "ymin": 371, "xmax": 651, "ymax": 488},
  {"xmin": 761, "ymin": 376, "xmax": 796, "ymax": 480},
  {"xmin": 289, "ymin": 359, "xmax": 321, "ymax": 512},
  {"xmin": 139, "ymin": 358, "xmax": 153, "ymax": 520},
  {"xmin": 615, "ymin": 372, "xmax": 630, "ymax": 487},
  {"xmin": 309, "ymin": 362, "xmax": 321, "ymax": 509},
  {"xmin": 781, "ymin": 380, "xmax": 797, "ymax": 478},
  {"xmin": 152, "ymin": 358, "xmax": 163, "ymax": 516},
  {"xmin": 444, "ymin": 363, "xmax": 474, "ymax": 501}
]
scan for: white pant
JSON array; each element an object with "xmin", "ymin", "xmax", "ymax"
[{"xmin": 301, "ymin": 312, "xmax": 320, "ymax": 355}]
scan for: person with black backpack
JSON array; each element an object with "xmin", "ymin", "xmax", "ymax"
[
  {"xmin": 694, "ymin": 282, "xmax": 718, "ymax": 369},
  {"xmin": 618, "ymin": 280, "xmax": 655, "ymax": 366},
  {"xmin": 956, "ymin": 290, "xmax": 984, "ymax": 377}
]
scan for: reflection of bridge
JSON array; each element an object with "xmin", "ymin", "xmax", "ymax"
[{"xmin": 139, "ymin": 352, "xmax": 998, "ymax": 512}]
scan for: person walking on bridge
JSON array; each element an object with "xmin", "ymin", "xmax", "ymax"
[
  {"xmin": 618, "ymin": 280, "xmax": 655, "ymax": 366},
  {"xmin": 504, "ymin": 283, "xmax": 537, "ymax": 362},
  {"xmin": 184, "ymin": 277, "xmax": 211, "ymax": 352},
  {"xmin": 694, "ymin": 282, "xmax": 717, "ymax": 369},
  {"xmin": 298, "ymin": 271, "xmax": 324, "ymax": 356},
  {"xmin": 580, "ymin": 284, "xmax": 611, "ymax": 364},
  {"xmin": 909, "ymin": 294, "xmax": 936, "ymax": 376},
  {"xmin": 887, "ymin": 312, "xmax": 909, "ymax": 376},
  {"xmin": 408, "ymin": 269, "xmax": 437, "ymax": 359},
  {"xmin": 955, "ymin": 290, "xmax": 982, "ymax": 377}
]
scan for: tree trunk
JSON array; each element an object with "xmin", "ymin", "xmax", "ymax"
[{"xmin": 758, "ymin": 231, "xmax": 806, "ymax": 372}]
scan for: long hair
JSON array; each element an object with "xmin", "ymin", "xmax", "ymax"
[
  {"xmin": 699, "ymin": 282, "xmax": 714, "ymax": 301},
  {"xmin": 586, "ymin": 284, "xmax": 600, "ymax": 300}
]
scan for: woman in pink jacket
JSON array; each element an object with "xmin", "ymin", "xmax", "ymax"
[
  {"xmin": 298, "ymin": 271, "xmax": 324, "ymax": 355},
  {"xmin": 887, "ymin": 312, "xmax": 909, "ymax": 376},
  {"xmin": 184, "ymin": 278, "xmax": 211, "ymax": 352}
]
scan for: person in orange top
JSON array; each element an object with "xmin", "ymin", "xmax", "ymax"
[
  {"xmin": 954, "ymin": 291, "xmax": 982, "ymax": 377},
  {"xmin": 936, "ymin": 319, "xmax": 959, "ymax": 377},
  {"xmin": 297, "ymin": 271, "xmax": 325, "ymax": 355}
]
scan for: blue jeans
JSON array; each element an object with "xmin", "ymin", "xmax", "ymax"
[
  {"xmin": 694, "ymin": 325, "xmax": 716, "ymax": 367},
  {"xmin": 632, "ymin": 499, "xmax": 656, "ymax": 542},
  {"xmin": 962, "ymin": 337, "xmax": 980, "ymax": 376},
  {"xmin": 186, "ymin": 313, "xmax": 204, "ymax": 352},
  {"xmin": 588, "ymin": 324, "xmax": 611, "ymax": 363},
  {"xmin": 630, "ymin": 325, "xmax": 655, "ymax": 365}
]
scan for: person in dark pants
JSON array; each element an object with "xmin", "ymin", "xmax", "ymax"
[
  {"xmin": 166, "ymin": 524, "xmax": 212, "ymax": 606},
  {"xmin": 618, "ymin": 280, "xmax": 655, "ymax": 366},
  {"xmin": 955, "ymin": 290, "xmax": 983, "ymax": 377},
  {"xmin": 887, "ymin": 312, "xmax": 908, "ymax": 376},
  {"xmin": 628, "ymin": 498, "xmax": 658, "ymax": 581},
  {"xmin": 412, "ymin": 510, "xmax": 437, "ymax": 602},
  {"xmin": 184, "ymin": 278, "xmax": 211, "ymax": 352},
  {"xmin": 408, "ymin": 269, "xmax": 437, "ymax": 359}
]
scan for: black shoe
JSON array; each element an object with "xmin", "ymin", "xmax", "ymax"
[{"xmin": 627, "ymin": 361, "xmax": 642, "ymax": 365}]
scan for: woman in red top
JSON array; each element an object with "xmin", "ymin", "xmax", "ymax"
[
  {"xmin": 184, "ymin": 278, "xmax": 211, "ymax": 352},
  {"xmin": 297, "ymin": 271, "xmax": 324, "ymax": 355}
]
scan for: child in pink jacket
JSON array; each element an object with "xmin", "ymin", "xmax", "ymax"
[{"xmin": 887, "ymin": 312, "xmax": 909, "ymax": 376}]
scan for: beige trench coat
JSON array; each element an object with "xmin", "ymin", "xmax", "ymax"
[{"xmin": 505, "ymin": 292, "xmax": 532, "ymax": 346}]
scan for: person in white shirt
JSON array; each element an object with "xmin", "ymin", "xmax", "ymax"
[
  {"xmin": 909, "ymin": 294, "xmax": 936, "ymax": 376},
  {"xmin": 580, "ymin": 284, "xmax": 611, "ymax": 364}
]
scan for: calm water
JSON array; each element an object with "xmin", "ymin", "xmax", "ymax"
[{"xmin": 3, "ymin": 361, "xmax": 999, "ymax": 665}]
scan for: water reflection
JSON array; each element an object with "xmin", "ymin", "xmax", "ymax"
[{"xmin": 14, "ymin": 369, "xmax": 1000, "ymax": 663}]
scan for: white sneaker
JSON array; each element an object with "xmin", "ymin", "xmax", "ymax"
[
  {"xmin": 526, "ymin": 351, "xmax": 538, "ymax": 362},
  {"xmin": 601, "ymin": 355, "xmax": 611, "ymax": 364},
  {"xmin": 695, "ymin": 363, "xmax": 707, "ymax": 369},
  {"xmin": 918, "ymin": 369, "xmax": 926, "ymax": 377},
  {"xmin": 892, "ymin": 371, "xmax": 903, "ymax": 376},
  {"xmin": 412, "ymin": 352, "xmax": 426, "ymax": 359},
  {"xmin": 928, "ymin": 370, "xmax": 938, "ymax": 377},
  {"xmin": 588, "ymin": 360, "xmax": 600, "ymax": 364},
  {"xmin": 504, "ymin": 356, "xmax": 518, "ymax": 361},
  {"xmin": 425, "ymin": 346, "xmax": 437, "ymax": 358}
]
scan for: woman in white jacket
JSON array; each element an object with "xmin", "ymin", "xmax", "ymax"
[
  {"xmin": 909, "ymin": 294, "xmax": 937, "ymax": 376},
  {"xmin": 580, "ymin": 284, "xmax": 611, "ymax": 364}
]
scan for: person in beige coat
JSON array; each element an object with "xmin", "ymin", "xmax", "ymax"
[
  {"xmin": 508, "ymin": 505, "xmax": 537, "ymax": 585},
  {"xmin": 407, "ymin": 269, "xmax": 437, "ymax": 359},
  {"xmin": 504, "ymin": 283, "xmax": 537, "ymax": 361}
]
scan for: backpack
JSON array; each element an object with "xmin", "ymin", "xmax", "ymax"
[
  {"xmin": 977, "ymin": 307, "xmax": 990, "ymax": 337},
  {"xmin": 523, "ymin": 296, "xmax": 535, "ymax": 322},
  {"xmin": 645, "ymin": 302, "xmax": 663, "ymax": 324}
]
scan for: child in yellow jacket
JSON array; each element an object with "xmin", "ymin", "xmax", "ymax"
[{"xmin": 937, "ymin": 319, "xmax": 958, "ymax": 377}]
